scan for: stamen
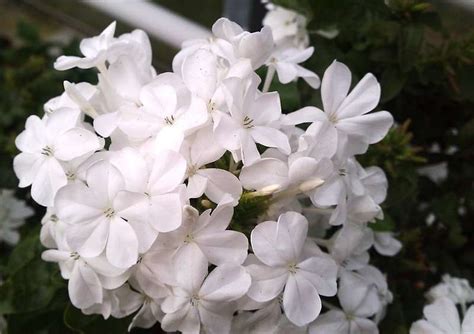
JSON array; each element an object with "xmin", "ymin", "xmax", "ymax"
[
  {"xmin": 41, "ymin": 146, "xmax": 54, "ymax": 157},
  {"xmin": 243, "ymin": 116, "xmax": 254, "ymax": 128},
  {"xmin": 104, "ymin": 207, "xmax": 115, "ymax": 218},
  {"xmin": 164, "ymin": 115, "xmax": 175, "ymax": 125}
]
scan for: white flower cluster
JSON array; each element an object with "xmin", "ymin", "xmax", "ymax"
[
  {"xmin": 13, "ymin": 7, "xmax": 397, "ymax": 333},
  {"xmin": 411, "ymin": 275, "xmax": 474, "ymax": 334},
  {"xmin": 0, "ymin": 189, "xmax": 33, "ymax": 246}
]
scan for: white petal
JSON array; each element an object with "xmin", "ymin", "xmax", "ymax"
[
  {"xmin": 55, "ymin": 128, "xmax": 100, "ymax": 161},
  {"xmin": 86, "ymin": 160, "xmax": 125, "ymax": 203},
  {"xmin": 181, "ymin": 48, "xmax": 217, "ymax": 100},
  {"xmin": 351, "ymin": 317, "xmax": 379, "ymax": 334},
  {"xmin": 161, "ymin": 303, "xmax": 200, "ymax": 334},
  {"xmin": 149, "ymin": 193, "xmax": 183, "ymax": 232},
  {"xmin": 321, "ymin": 61, "xmax": 351, "ymax": 114},
  {"xmin": 240, "ymin": 131, "xmax": 261, "ymax": 165},
  {"xmin": 200, "ymin": 264, "xmax": 251, "ymax": 302},
  {"xmin": 374, "ymin": 232, "xmax": 402, "ymax": 256},
  {"xmin": 197, "ymin": 168, "xmax": 242, "ymax": 204},
  {"xmin": 251, "ymin": 212, "xmax": 308, "ymax": 266},
  {"xmin": 336, "ymin": 111, "xmax": 393, "ymax": 144},
  {"xmin": 175, "ymin": 243, "xmax": 208, "ymax": 293},
  {"xmin": 72, "ymin": 217, "xmax": 109, "ymax": 258},
  {"xmin": 283, "ymin": 274, "xmax": 321, "ymax": 326},
  {"xmin": 246, "ymin": 264, "xmax": 288, "ymax": 302},
  {"xmin": 31, "ymin": 158, "xmax": 67, "ymax": 207},
  {"xmin": 282, "ymin": 106, "xmax": 327, "ymax": 126},
  {"xmin": 68, "ymin": 262, "xmax": 103, "ymax": 309},
  {"xmin": 195, "ymin": 230, "xmax": 248, "ymax": 265},
  {"xmin": 308, "ymin": 310, "xmax": 349, "ymax": 334},
  {"xmin": 337, "ymin": 73, "xmax": 381, "ymax": 119},
  {"xmin": 213, "ymin": 111, "xmax": 242, "ymax": 151},
  {"xmin": 410, "ymin": 320, "xmax": 444, "ymax": 334},
  {"xmin": 187, "ymin": 173, "xmax": 208, "ymax": 199},
  {"xmin": 250, "ymin": 126, "xmax": 291, "ymax": 155},
  {"xmin": 462, "ymin": 305, "xmax": 474, "ymax": 333},
  {"xmin": 297, "ymin": 256, "xmax": 338, "ymax": 296},
  {"xmin": 423, "ymin": 297, "xmax": 461, "ymax": 333},
  {"xmin": 149, "ymin": 150, "xmax": 186, "ymax": 195},
  {"xmin": 106, "ymin": 216, "xmax": 138, "ymax": 268},
  {"xmin": 93, "ymin": 112, "xmax": 120, "ymax": 138},
  {"xmin": 239, "ymin": 158, "xmax": 288, "ymax": 191},
  {"xmin": 14, "ymin": 153, "xmax": 43, "ymax": 188},
  {"xmin": 55, "ymin": 183, "xmax": 103, "ymax": 224}
]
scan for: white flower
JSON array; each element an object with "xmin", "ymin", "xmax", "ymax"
[
  {"xmin": 309, "ymin": 269, "xmax": 382, "ymax": 334},
  {"xmin": 410, "ymin": 297, "xmax": 474, "ymax": 334},
  {"xmin": 213, "ymin": 77, "xmax": 290, "ymax": 165},
  {"xmin": 13, "ymin": 108, "xmax": 102, "ymax": 206},
  {"xmin": 239, "ymin": 154, "xmax": 332, "ymax": 201},
  {"xmin": 54, "ymin": 22, "xmax": 153, "ymax": 74},
  {"xmin": 283, "ymin": 60, "xmax": 393, "ymax": 156},
  {"xmin": 267, "ymin": 46, "xmax": 320, "ymax": 89},
  {"xmin": 182, "ymin": 127, "xmax": 242, "ymax": 205},
  {"xmin": 373, "ymin": 231, "xmax": 402, "ymax": 256},
  {"xmin": 54, "ymin": 22, "xmax": 117, "ymax": 71},
  {"xmin": 42, "ymin": 246, "xmax": 130, "ymax": 309},
  {"xmin": 0, "ymin": 189, "xmax": 33, "ymax": 246},
  {"xmin": 262, "ymin": 4, "xmax": 309, "ymax": 48},
  {"xmin": 110, "ymin": 148, "xmax": 188, "ymax": 240},
  {"xmin": 161, "ymin": 252, "xmax": 251, "ymax": 334},
  {"xmin": 82, "ymin": 284, "xmax": 143, "ymax": 320},
  {"xmin": 55, "ymin": 160, "xmax": 144, "ymax": 268},
  {"xmin": 212, "ymin": 18, "xmax": 274, "ymax": 70},
  {"xmin": 154, "ymin": 199, "xmax": 248, "ymax": 269},
  {"xmin": 426, "ymin": 275, "xmax": 474, "ymax": 306},
  {"xmin": 247, "ymin": 211, "xmax": 338, "ymax": 326}
]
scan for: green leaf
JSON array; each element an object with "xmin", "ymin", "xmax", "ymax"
[
  {"xmin": 63, "ymin": 303, "xmax": 133, "ymax": 334},
  {"xmin": 381, "ymin": 68, "xmax": 406, "ymax": 102},
  {"xmin": 16, "ymin": 21, "xmax": 40, "ymax": 43},
  {"xmin": 370, "ymin": 214, "xmax": 396, "ymax": 232},
  {"xmin": 398, "ymin": 24, "xmax": 424, "ymax": 72}
]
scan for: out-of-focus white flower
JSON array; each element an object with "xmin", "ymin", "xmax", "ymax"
[
  {"xmin": 427, "ymin": 275, "xmax": 474, "ymax": 306},
  {"xmin": 0, "ymin": 189, "xmax": 33, "ymax": 246},
  {"xmin": 410, "ymin": 297, "xmax": 474, "ymax": 334},
  {"xmin": 263, "ymin": 4, "xmax": 309, "ymax": 49}
]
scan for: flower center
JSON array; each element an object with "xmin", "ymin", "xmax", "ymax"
[
  {"xmin": 103, "ymin": 207, "xmax": 115, "ymax": 218},
  {"xmin": 164, "ymin": 115, "xmax": 175, "ymax": 125},
  {"xmin": 184, "ymin": 233, "xmax": 194, "ymax": 244},
  {"xmin": 190, "ymin": 294, "xmax": 200, "ymax": 307},
  {"xmin": 70, "ymin": 252, "xmax": 80, "ymax": 260},
  {"xmin": 338, "ymin": 168, "xmax": 347, "ymax": 176},
  {"xmin": 186, "ymin": 164, "xmax": 198, "ymax": 177},
  {"xmin": 207, "ymin": 100, "xmax": 216, "ymax": 113},
  {"xmin": 41, "ymin": 146, "xmax": 54, "ymax": 157},
  {"xmin": 328, "ymin": 113, "xmax": 338, "ymax": 123},
  {"xmin": 288, "ymin": 262, "xmax": 299, "ymax": 274},
  {"xmin": 66, "ymin": 170, "xmax": 76, "ymax": 181},
  {"xmin": 243, "ymin": 116, "xmax": 254, "ymax": 129}
]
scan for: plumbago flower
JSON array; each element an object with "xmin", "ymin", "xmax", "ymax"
[
  {"xmin": 13, "ymin": 3, "xmax": 400, "ymax": 332},
  {"xmin": 247, "ymin": 212, "xmax": 338, "ymax": 326},
  {"xmin": 410, "ymin": 276, "xmax": 474, "ymax": 334},
  {"xmin": 0, "ymin": 189, "xmax": 33, "ymax": 246}
]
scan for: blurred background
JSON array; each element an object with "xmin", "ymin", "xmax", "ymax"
[{"xmin": 0, "ymin": 0, "xmax": 473, "ymax": 333}]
